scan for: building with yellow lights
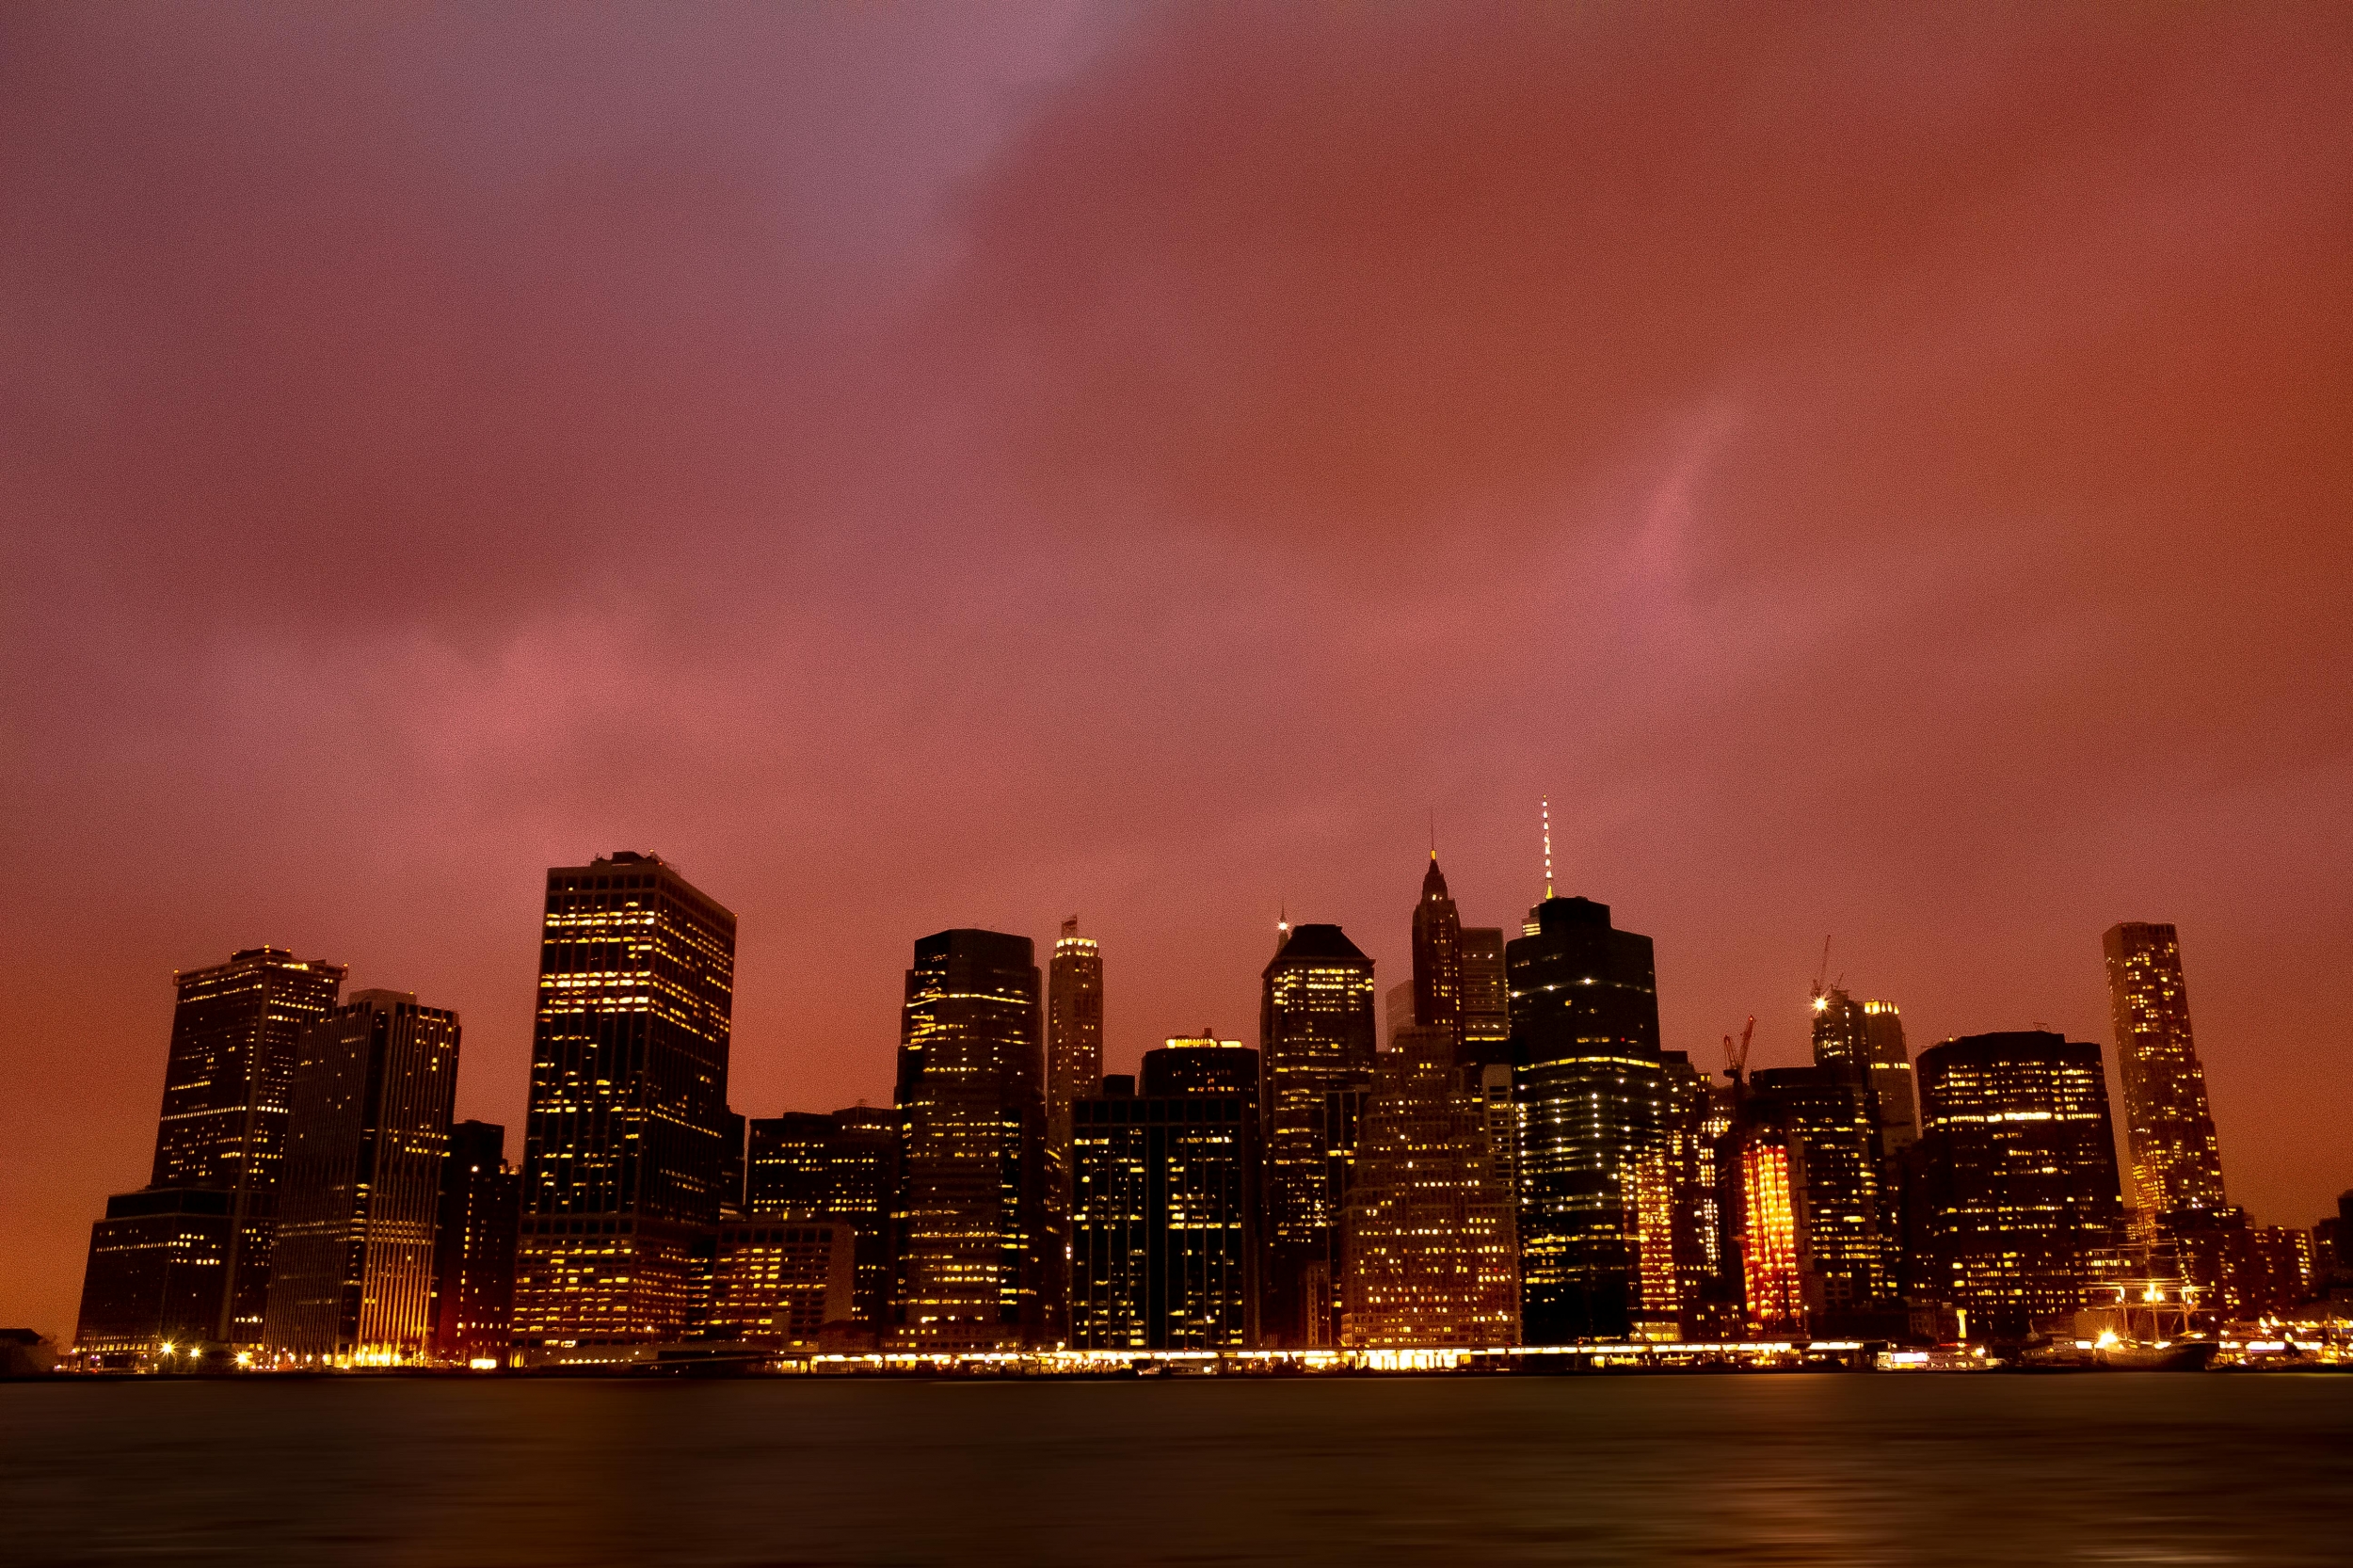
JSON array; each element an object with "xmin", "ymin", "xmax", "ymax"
[{"xmin": 1260, "ymin": 922, "xmax": 1377, "ymax": 1347}]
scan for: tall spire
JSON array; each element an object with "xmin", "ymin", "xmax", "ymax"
[{"xmin": 1541, "ymin": 796, "xmax": 1554, "ymax": 900}]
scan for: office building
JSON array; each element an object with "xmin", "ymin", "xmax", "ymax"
[
  {"xmin": 1915, "ymin": 1032, "xmax": 2124, "ymax": 1337},
  {"xmin": 1045, "ymin": 920, "xmax": 1103, "ymax": 1337},
  {"xmin": 747, "ymin": 1112, "xmax": 836, "ymax": 1218},
  {"xmin": 72, "ymin": 947, "xmax": 345, "ymax": 1355},
  {"xmin": 264, "ymin": 990, "xmax": 461, "ymax": 1362},
  {"xmin": 1509, "ymin": 896, "xmax": 1667, "ymax": 1344},
  {"xmin": 1069, "ymin": 1039, "xmax": 1260, "ymax": 1350},
  {"xmin": 1738, "ymin": 1135, "xmax": 1806, "ymax": 1334},
  {"xmin": 515, "ymin": 853, "xmax": 738, "ymax": 1348},
  {"xmin": 2103, "ymin": 922, "xmax": 2227, "ymax": 1219},
  {"xmin": 890, "ymin": 929, "xmax": 1047, "ymax": 1351},
  {"xmin": 1743, "ymin": 1066, "xmax": 1888, "ymax": 1322},
  {"xmin": 1811, "ymin": 989, "xmax": 1919, "ymax": 1159},
  {"xmin": 746, "ymin": 1107, "xmax": 897, "ymax": 1329},
  {"xmin": 1342, "ymin": 1024, "xmax": 1517, "ymax": 1347},
  {"xmin": 1459, "ymin": 927, "xmax": 1511, "ymax": 1067},
  {"xmin": 431, "ymin": 1120, "xmax": 520, "ymax": 1364},
  {"xmin": 1660, "ymin": 1051, "xmax": 1728, "ymax": 1335},
  {"xmin": 1260, "ymin": 922, "xmax": 1377, "ymax": 1346},
  {"xmin": 704, "ymin": 1221, "xmax": 855, "ymax": 1348},
  {"xmin": 718, "ymin": 1110, "xmax": 746, "ymax": 1219},
  {"xmin": 1410, "ymin": 856, "xmax": 1464, "ymax": 1034}
]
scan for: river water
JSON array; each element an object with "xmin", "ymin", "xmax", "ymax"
[{"xmin": 4, "ymin": 1373, "xmax": 2347, "ymax": 1565}]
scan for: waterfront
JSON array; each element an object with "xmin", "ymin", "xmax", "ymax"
[{"xmin": 3, "ymin": 1375, "xmax": 2348, "ymax": 1565}]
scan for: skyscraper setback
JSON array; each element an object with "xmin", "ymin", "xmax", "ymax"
[
  {"xmin": 263, "ymin": 990, "xmax": 461, "ymax": 1362},
  {"xmin": 890, "ymin": 929, "xmax": 1048, "ymax": 1350},
  {"xmin": 2103, "ymin": 922, "xmax": 2227, "ymax": 1219},
  {"xmin": 515, "ymin": 853, "xmax": 738, "ymax": 1349}
]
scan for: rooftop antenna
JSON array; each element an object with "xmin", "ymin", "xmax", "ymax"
[
  {"xmin": 1541, "ymin": 796, "xmax": 1554, "ymax": 900},
  {"xmin": 1275, "ymin": 901, "xmax": 1290, "ymax": 955},
  {"xmin": 1061, "ymin": 915, "xmax": 1079, "ymax": 941},
  {"xmin": 1430, "ymin": 808, "xmax": 1436, "ymax": 861}
]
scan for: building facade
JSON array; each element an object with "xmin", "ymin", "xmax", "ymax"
[
  {"xmin": 1044, "ymin": 920, "xmax": 1103, "ymax": 1339},
  {"xmin": 746, "ymin": 1107, "xmax": 897, "ymax": 1330},
  {"xmin": 2103, "ymin": 922, "xmax": 2227, "ymax": 1220},
  {"xmin": 890, "ymin": 929, "xmax": 1047, "ymax": 1351},
  {"xmin": 704, "ymin": 1221, "xmax": 855, "ymax": 1348},
  {"xmin": 515, "ymin": 853, "xmax": 738, "ymax": 1348},
  {"xmin": 1915, "ymin": 1031, "xmax": 2125, "ymax": 1337},
  {"xmin": 1742, "ymin": 1065, "xmax": 1888, "ymax": 1325},
  {"xmin": 1259, "ymin": 922, "xmax": 1377, "ymax": 1347},
  {"xmin": 1508, "ymin": 896, "xmax": 1667, "ymax": 1344},
  {"xmin": 431, "ymin": 1120, "xmax": 520, "ymax": 1364},
  {"xmin": 1459, "ymin": 927, "xmax": 1512, "ymax": 1067},
  {"xmin": 1410, "ymin": 856, "xmax": 1464, "ymax": 1036},
  {"xmin": 263, "ymin": 990, "xmax": 461, "ymax": 1362},
  {"xmin": 1341, "ymin": 1024, "xmax": 1518, "ymax": 1347}
]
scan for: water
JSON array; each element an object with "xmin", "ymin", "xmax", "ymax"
[{"xmin": 3, "ymin": 1374, "xmax": 2347, "ymax": 1565}]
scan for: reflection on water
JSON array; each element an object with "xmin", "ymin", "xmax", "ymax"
[{"xmin": 3, "ymin": 1374, "xmax": 2347, "ymax": 1565}]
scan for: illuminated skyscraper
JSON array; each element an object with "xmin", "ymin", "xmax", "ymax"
[
  {"xmin": 264, "ymin": 990, "xmax": 461, "ymax": 1362},
  {"xmin": 1915, "ymin": 1031, "xmax": 2124, "ymax": 1337},
  {"xmin": 2102, "ymin": 922, "xmax": 2227, "ymax": 1219},
  {"xmin": 1459, "ymin": 927, "xmax": 1511, "ymax": 1067},
  {"xmin": 515, "ymin": 853, "xmax": 737, "ymax": 1349},
  {"xmin": 889, "ymin": 929, "xmax": 1047, "ymax": 1351},
  {"xmin": 1410, "ymin": 856, "xmax": 1463, "ymax": 1035},
  {"xmin": 1259, "ymin": 922, "xmax": 1377, "ymax": 1346},
  {"xmin": 746, "ymin": 1107, "xmax": 898, "ymax": 1329},
  {"xmin": 1738, "ymin": 1137, "xmax": 1805, "ymax": 1334},
  {"xmin": 1044, "ymin": 919, "xmax": 1103, "ymax": 1337},
  {"xmin": 1659, "ymin": 1051, "xmax": 1725, "ymax": 1334},
  {"xmin": 1069, "ymin": 1040, "xmax": 1260, "ymax": 1350},
  {"xmin": 704, "ymin": 1221, "xmax": 855, "ymax": 1348},
  {"xmin": 1743, "ymin": 1066, "xmax": 1887, "ymax": 1320},
  {"xmin": 431, "ymin": 1120, "xmax": 520, "ymax": 1364},
  {"xmin": 746, "ymin": 1112, "xmax": 836, "ymax": 1218},
  {"xmin": 73, "ymin": 946, "xmax": 346, "ymax": 1355},
  {"xmin": 1509, "ymin": 896, "xmax": 1666, "ymax": 1343},
  {"xmin": 1342, "ymin": 1025, "xmax": 1518, "ymax": 1347}
]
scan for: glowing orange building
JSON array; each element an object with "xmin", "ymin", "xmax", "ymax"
[{"xmin": 1739, "ymin": 1139, "xmax": 1804, "ymax": 1335}]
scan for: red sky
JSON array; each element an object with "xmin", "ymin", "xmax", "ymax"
[{"xmin": 5, "ymin": 3, "xmax": 2349, "ymax": 1337}]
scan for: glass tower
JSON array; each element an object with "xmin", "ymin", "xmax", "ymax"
[
  {"xmin": 2102, "ymin": 922, "xmax": 2227, "ymax": 1219},
  {"xmin": 1259, "ymin": 922, "xmax": 1377, "ymax": 1346},
  {"xmin": 1044, "ymin": 920, "xmax": 1103, "ymax": 1339}
]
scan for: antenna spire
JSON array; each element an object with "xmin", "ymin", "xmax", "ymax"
[{"xmin": 1541, "ymin": 796, "xmax": 1554, "ymax": 900}]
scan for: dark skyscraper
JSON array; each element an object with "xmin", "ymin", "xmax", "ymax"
[
  {"xmin": 747, "ymin": 1112, "xmax": 836, "ymax": 1218},
  {"xmin": 2103, "ymin": 922, "xmax": 2227, "ymax": 1220},
  {"xmin": 263, "ymin": 990, "xmax": 461, "ymax": 1363},
  {"xmin": 1743, "ymin": 1065, "xmax": 1888, "ymax": 1323},
  {"xmin": 1410, "ymin": 856, "xmax": 1464, "ymax": 1035},
  {"xmin": 1260, "ymin": 922, "xmax": 1377, "ymax": 1346},
  {"xmin": 1916, "ymin": 1031, "xmax": 2125, "ymax": 1337},
  {"xmin": 747, "ymin": 1107, "xmax": 898, "ymax": 1330},
  {"xmin": 1044, "ymin": 920, "xmax": 1102, "ymax": 1340},
  {"xmin": 515, "ymin": 853, "xmax": 738, "ymax": 1349},
  {"xmin": 1458, "ymin": 927, "xmax": 1511, "ymax": 1067},
  {"xmin": 1069, "ymin": 1039, "xmax": 1260, "ymax": 1350},
  {"xmin": 1509, "ymin": 896, "xmax": 1667, "ymax": 1344},
  {"xmin": 73, "ymin": 947, "xmax": 346, "ymax": 1354},
  {"xmin": 890, "ymin": 928, "xmax": 1047, "ymax": 1351},
  {"xmin": 431, "ymin": 1120, "xmax": 520, "ymax": 1365}
]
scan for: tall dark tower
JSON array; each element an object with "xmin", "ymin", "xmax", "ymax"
[
  {"xmin": 74, "ymin": 947, "xmax": 345, "ymax": 1357},
  {"xmin": 430, "ymin": 1120, "xmax": 520, "ymax": 1364},
  {"xmin": 890, "ymin": 929, "xmax": 1047, "ymax": 1351},
  {"xmin": 1410, "ymin": 856, "xmax": 1464, "ymax": 1035},
  {"xmin": 1509, "ymin": 896, "xmax": 1667, "ymax": 1343},
  {"xmin": 1044, "ymin": 918, "xmax": 1102, "ymax": 1341},
  {"xmin": 1260, "ymin": 922, "xmax": 1377, "ymax": 1346},
  {"xmin": 2102, "ymin": 922, "xmax": 2227, "ymax": 1221},
  {"xmin": 514, "ymin": 853, "xmax": 737, "ymax": 1350},
  {"xmin": 263, "ymin": 990, "xmax": 461, "ymax": 1362},
  {"xmin": 1458, "ymin": 927, "xmax": 1511, "ymax": 1067}
]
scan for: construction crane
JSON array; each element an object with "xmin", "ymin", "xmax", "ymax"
[{"xmin": 1721, "ymin": 1015, "xmax": 1756, "ymax": 1088}]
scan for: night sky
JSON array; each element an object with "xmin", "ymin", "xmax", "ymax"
[{"xmin": 5, "ymin": 3, "xmax": 2349, "ymax": 1338}]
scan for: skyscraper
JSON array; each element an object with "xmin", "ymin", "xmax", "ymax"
[
  {"xmin": 263, "ymin": 990, "xmax": 461, "ymax": 1362},
  {"xmin": 1259, "ymin": 922, "xmax": 1377, "ymax": 1346},
  {"xmin": 1458, "ymin": 927, "xmax": 1511, "ymax": 1067},
  {"xmin": 746, "ymin": 1112, "xmax": 836, "ymax": 1218},
  {"xmin": 1915, "ymin": 1031, "xmax": 2124, "ymax": 1337},
  {"xmin": 2103, "ymin": 922, "xmax": 2227, "ymax": 1219},
  {"xmin": 431, "ymin": 1120, "xmax": 520, "ymax": 1365},
  {"xmin": 746, "ymin": 1107, "xmax": 898, "ymax": 1331},
  {"xmin": 515, "ymin": 853, "xmax": 737, "ymax": 1349},
  {"xmin": 1045, "ymin": 920, "xmax": 1103, "ymax": 1339},
  {"xmin": 1069, "ymin": 1039, "xmax": 1260, "ymax": 1350},
  {"xmin": 1509, "ymin": 896, "xmax": 1667, "ymax": 1344},
  {"xmin": 1410, "ymin": 856, "xmax": 1463, "ymax": 1034},
  {"xmin": 74, "ymin": 947, "xmax": 346, "ymax": 1354},
  {"xmin": 1341, "ymin": 1024, "xmax": 1518, "ymax": 1347},
  {"xmin": 1742, "ymin": 1066, "xmax": 1887, "ymax": 1323},
  {"xmin": 890, "ymin": 928, "xmax": 1047, "ymax": 1351}
]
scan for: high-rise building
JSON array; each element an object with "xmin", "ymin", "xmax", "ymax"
[
  {"xmin": 1509, "ymin": 896, "xmax": 1667, "ymax": 1344},
  {"xmin": 718, "ymin": 1110, "xmax": 746, "ymax": 1219},
  {"xmin": 431, "ymin": 1120, "xmax": 520, "ymax": 1365},
  {"xmin": 263, "ymin": 990, "xmax": 461, "ymax": 1363},
  {"xmin": 1259, "ymin": 922, "xmax": 1377, "ymax": 1347},
  {"xmin": 2103, "ymin": 922, "xmax": 2227, "ymax": 1220},
  {"xmin": 1915, "ymin": 1031, "xmax": 2124, "ymax": 1337},
  {"xmin": 1659, "ymin": 1051, "xmax": 1725, "ymax": 1335},
  {"xmin": 1738, "ymin": 1137, "xmax": 1805, "ymax": 1334},
  {"xmin": 1410, "ymin": 856, "xmax": 1464, "ymax": 1034},
  {"xmin": 1459, "ymin": 928, "xmax": 1511, "ymax": 1067},
  {"xmin": 1860, "ymin": 1002, "xmax": 1919, "ymax": 1154},
  {"xmin": 1069, "ymin": 1041, "xmax": 1260, "ymax": 1350},
  {"xmin": 1743, "ymin": 1066, "xmax": 1887, "ymax": 1322},
  {"xmin": 745, "ymin": 1107, "xmax": 898, "ymax": 1330},
  {"xmin": 1341, "ymin": 1024, "xmax": 1518, "ymax": 1347},
  {"xmin": 1044, "ymin": 920, "xmax": 1103, "ymax": 1339},
  {"xmin": 890, "ymin": 929, "xmax": 1047, "ymax": 1351},
  {"xmin": 515, "ymin": 853, "xmax": 737, "ymax": 1349},
  {"xmin": 73, "ymin": 947, "xmax": 346, "ymax": 1355},
  {"xmin": 704, "ymin": 1221, "xmax": 855, "ymax": 1349}
]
